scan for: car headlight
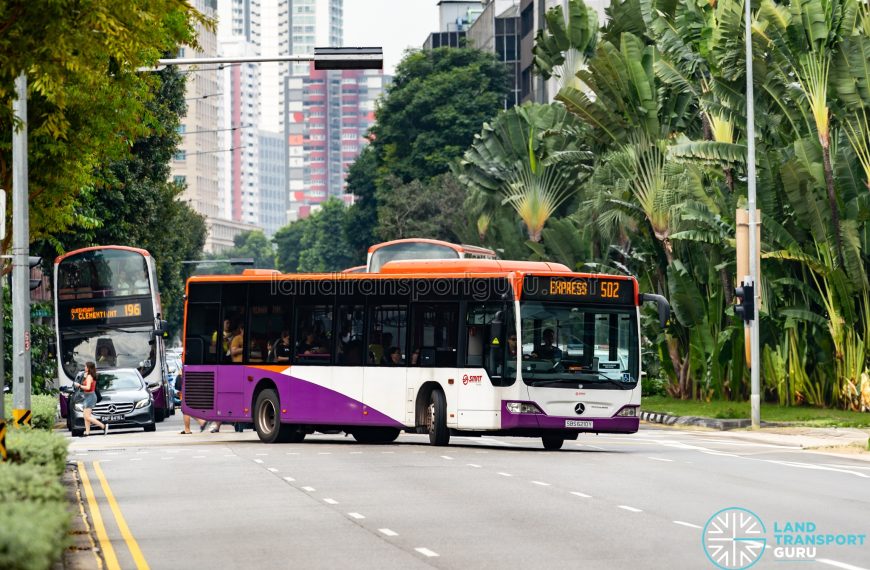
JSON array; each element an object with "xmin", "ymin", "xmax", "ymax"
[
  {"xmin": 505, "ymin": 401, "xmax": 543, "ymax": 414},
  {"xmin": 74, "ymin": 403, "xmax": 83, "ymax": 412},
  {"xmin": 134, "ymin": 398, "xmax": 150, "ymax": 409}
]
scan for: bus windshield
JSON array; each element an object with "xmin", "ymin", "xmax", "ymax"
[
  {"xmin": 57, "ymin": 249, "xmax": 150, "ymax": 300},
  {"xmin": 517, "ymin": 302, "xmax": 638, "ymax": 388},
  {"xmin": 61, "ymin": 328, "xmax": 157, "ymax": 380},
  {"xmin": 369, "ymin": 242, "xmax": 459, "ymax": 273}
]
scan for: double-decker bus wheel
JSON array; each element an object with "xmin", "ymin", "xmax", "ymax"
[
  {"xmin": 427, "ymin": 390, "xmax": 450, "ymax": 446},
  {"xmin": 254, "ymin": 388, "xmax": 305, "ymax": 444}
]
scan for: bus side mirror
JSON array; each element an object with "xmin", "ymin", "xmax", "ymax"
[{"xmin": 639, "ymin": 293, "xmax": 671, "ymax": 328}]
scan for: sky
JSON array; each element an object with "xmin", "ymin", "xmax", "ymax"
[{"xmin": 343, "ymin": 0, "xmax": 439, "ymax": 75}]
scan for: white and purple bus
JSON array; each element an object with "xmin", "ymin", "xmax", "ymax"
[
  {"xmin": 182, "ymin": 259, "xmax": 669, "ymax": 449},
  {"xmin": 55, "ymin": 246, "xmax": 173, "ymax": 423}
]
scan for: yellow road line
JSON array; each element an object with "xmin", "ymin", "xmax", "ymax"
[
  {"xmin": 78, "ymin": 462, "xmax": 121, "ymax": 570},
  {"xmin": 93, "ymin": 461, "xmax": 151, "ymax": 570}
]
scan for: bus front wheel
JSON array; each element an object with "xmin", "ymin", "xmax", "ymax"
[
  {"xmin": 542, "ymin": 436, "xmax": 564, "ymax": 450},
  {"xmin": 254, "ymin": 389, "xmax": 305, "ymax": 444},
  {"xmin": 427, "ymin": 390, "xmax": 450, "ymax": 446}
]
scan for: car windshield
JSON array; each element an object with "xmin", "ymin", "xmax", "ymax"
[
  {"xmin": 61, "ymin": 328, "xmax": 157, "ymax": 380},
  {"xmin": 97, "ymin": 371, "xmax": 143, "ymax": 391},
  {"xmin": 517, "ymin": 302, "xmax": 638, "ymax": 388}
]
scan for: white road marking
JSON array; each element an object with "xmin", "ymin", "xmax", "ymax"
[
  {"xmin": 350, "ymin": 451, "xmax": 364, "ymax": 454},
  {"xmin": 267, "ymin": 467, "xmax": 279, "ymax": 473},
  {"xmin": 531, "ymin": 481, "xmax": 551, "ymax": 486},
  {"xmin": 701, "ymin": 451, "xmax": 740, "ymax": 458},
  {"xmin": 673, "ymin": 521, "xmax": 702, "ymax": 529},
  {"xmin": 283, "ymin": 477, "xmax": 295, "ymax": 482},
  {"xmin": 415, "ymin": 548, "xmax": 439, "ymax": 558},
  {"xmin": 253, "ymin": 459, "xmax": 264, "ymax": 464},
  {"xmin": 286, "ymin": 452, "xmax": 299, "ymax": 455},
  {"xmin": 479, "ymin": 436, "xmax": 517, "ymax": 447},
  {"xmin": 618, "ymin": 505, "xmax": 642, "ymax": 513},
  {"xmin": 570, "ymin": 492, "xmax": 591, "ymax": 498},
  {"xmin": 323, "ymin": 498, "xmax": 338, "ymax": 505},
  {"xmin": 255, "ymin": 453, "xmax": 269, "ymax": 456},
  {"xmin": 193, "ymin": 455, "xmax": 206, "ymax": 459},
  {"xmin": 821, "ymin": 463, "xmax": 870, "ymax": 472},
  {"xmin": 475, "ymin": 451, "xmax": 488, "ymax": 454},
  {"xmin": 441, "ymin": 455, "xmax": 454, "ymax": 460},
  {"xmin": 378, "ymin": 528, "xmax": 398, "ymax": 537},
  {"xmin": 763, "ymin": 460, "xmax": 869, "ymax": 479},
  {"xmin": 497, "ymin": 472, "xmax": 513, "ymax": 477},
  {"xmin": 318, "ymin": 452, "xmax": 332, "ymax": 455},
  {"xmin": 817, "ymin": 558, "xmax": 870, "ymax": 570},
  {"xmin": 584, "ymin": 444, "xmax": 605, "ymax": 450},
  {"xmin": 467, "ymin": 463, "xmax": 481, "ymax": 468},
  {"xmin": 647, "ymin": 457, "xmax": 673, "ymax": 462},
  {"xmin": 348, "ymin": 512, "xmax": 365, "ymax": 519},
  {"xmin": 381, "ymin": 451, "xmax": 395, "ymax": 454},
  {"xmin": 301, "ymin": 486, "xmax": 316, "ymax": 492}
]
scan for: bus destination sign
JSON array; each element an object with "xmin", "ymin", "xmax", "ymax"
[
  {"xmin": 59, "ymin": 300, "xmax": 153, "ymax": 326},
  {"xmin": 523, "ymin": 276, "xmax": 635, "ymax": 305}
]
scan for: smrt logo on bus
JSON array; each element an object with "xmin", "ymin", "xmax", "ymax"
[{"xmin": 462, "ymin": 374, "xmax": 482, "ymax": 385}]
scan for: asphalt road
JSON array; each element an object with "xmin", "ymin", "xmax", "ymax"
[{"xmin": 66, "ymin": 417, "xmax": 870, "ymax": 570}]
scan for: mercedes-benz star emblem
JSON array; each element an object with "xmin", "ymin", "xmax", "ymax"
[
  {"xmin": 108, "ymin": 404, "xmax": 116, "ymax": 414},
  {"xmin": 574, "ymin": 403, "xmax": 585, "ymax": 415}
]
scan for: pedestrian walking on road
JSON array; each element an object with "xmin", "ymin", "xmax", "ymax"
[{"xmin": 75, "ymin": 362, "xmax": 107, "ymax": 436}]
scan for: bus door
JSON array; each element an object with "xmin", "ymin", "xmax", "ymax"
[
  {"xmin": 215, "ymin": 285, "xmax": 247, "ymax": 419},
  {"xmin": 362, "ymin": 304, "xmax": 409, "ymax": 425}
]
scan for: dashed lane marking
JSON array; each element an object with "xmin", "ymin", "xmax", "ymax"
[
  {"xmin": 531, "ymin": 481, "xmax": 551, "ymax": 486},
  {"xmin": 415, "ymin": 548, "xmax": 439, "ymax": 558},
  {"xmin": 267, "ymin": 468, "xmax": 279, "ymax": 473},
  {"xmin": 301, "ymin": 486, "xmax": 316, "ymax": 492},
  {"xmin": 381, "ymin": 451, "xmax": 395, "ymax": 454},
  {"xmin": 318, "ymin": 452, "xmax": 332, "ymax": 455},
  {"xmin": 253, "ymin": 459, "xmax": 264, "ymax": 464},
  {"xmin": 323, "ymin": 498, "xmax": 338, "ymax": 505},
  {"xmin": 255, "ymin": 453, "xmax": 269, "ymax": 456},
  {"xmin": 440, "ymin": 455, "xmax": 454, "ymax": 460},
  {"xmin": 497, "ymin": 472, "xmax": 513, "ymax": 477},
  {"xmin": 283, "ymin": 477, "xmax": 295, "ymax": 482},
  {"xmin": 673, "ymin": 521, "xmax": 702, "ymax": 529},
  {"xmin": 192, "ymin": 456, "xmax": 206, "ymax": 459},
  {"xmin": 467, "ymin": 463, "xmax": 481, "ymax": 468},
  {"xmin": 570, "ymin": 492, "xmax": 591, "ymax": 498},
  {"xmin": 647, "ymin": 457, "xmax": 673, "ymax": 462},
  {"xmin": 618, "ymin": 505, "xmax": 642, "ymax": 513},
  {"xmin": 379, "ymin": 528, "xmax": 398, "ymax": 537},
  {"xmin": 350, "ymin": 451, "xmax": 364, "ymax": 454},
  {"xmin": 348, "ymin": 512, "xmax": 365, "ymax": 519}
]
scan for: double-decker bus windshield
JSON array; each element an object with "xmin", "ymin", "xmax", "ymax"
[
  {"xmin": 57, "ymin": 249, "xmax": 150, "ymax": 300},
  {"xmin": 369, "ymin": 242, "xmax": 459, "ymax": 273},
  {"xmin": 61, "ymin": 328, "xmax": 157, "ymax": 380},
  {"xmin": 517, "ymin": 302, "xmax": 638, "ymax": 389}
]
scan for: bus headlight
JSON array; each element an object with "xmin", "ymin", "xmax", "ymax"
[
  {"xmin": 615, "ymin": 406, "xmax": 639, "ymax": 417},
  {"xmin": 134, "ymin": 398, "xmax": 150, "ymax": 409},
  {"xmin": 505, "ymin": 401, "xmax": 543, "ymax": 414}
]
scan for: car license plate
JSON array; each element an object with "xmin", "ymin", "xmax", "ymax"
[
  {"xmin": 565, "ymin": 420, "xmax": 593, "ymax": 428},
  {"xmin": 100, "ymin": 415, "xmax": 124, "ymax": 422}
]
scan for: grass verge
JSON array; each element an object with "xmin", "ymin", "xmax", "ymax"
[{"xmin": 642, "ymin": 396, "xmax": 870, "ymax": 428}]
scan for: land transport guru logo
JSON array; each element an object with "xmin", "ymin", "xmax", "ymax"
[{"xmin": 702, "ymin": 507, "xmax": 867, "ymax": 569}]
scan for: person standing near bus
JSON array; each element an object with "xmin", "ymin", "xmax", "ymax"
[{"xmin": 74, "ymin": 362, "xmax": 108, "ymax": 436}]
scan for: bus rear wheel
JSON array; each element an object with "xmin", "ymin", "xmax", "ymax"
[
  {"xmin": 427, "ymin": 390, "xmax": 450, "ymax": 446},
  {"xmin": 542, "ymin": 436, "xmax": 564, "ymax": 450},
  {"xmin": 254, "ymin": 389, "xmax": 305, "ymax": 444},
  {"xmin": 351, "ymin": 427, "xmax": 400, "ymax": 444}
]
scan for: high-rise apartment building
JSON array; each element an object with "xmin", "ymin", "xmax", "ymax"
[
  {"xmin": 171, "ymin": 0, "xmax": 229, "ymax": 252},
  {"xmin": 258, "ymin": 130, "xmax": 288, "ymax": 236},
  {"xmin": 467, "ymin": 1, "xmax": 521, "ymax": 108},
  {"xmin": 286, "ymin": 64, "xmax": 385, "ymax": 210}
]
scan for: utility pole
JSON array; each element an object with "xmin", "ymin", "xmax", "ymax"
[
  {"xmin": 12, "ymin": 73, "xmax": 32, "ymax": 427},
  {"xmin": 744, "ymin": 0, "xmax": 761, "ymax": 429}
]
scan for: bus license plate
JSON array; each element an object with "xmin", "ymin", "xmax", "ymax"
[
  {"xmin": 100, "ymin": 415, "xmax": 124, "ymax": 422},
  {"xmin": 565, "ymin": 420, "xmax": 593, "ymax": 428}
]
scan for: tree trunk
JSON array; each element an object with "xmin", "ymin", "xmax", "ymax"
[{"xmin": 821, "ymin": 142, "xmax": 844, "ymax": 266}]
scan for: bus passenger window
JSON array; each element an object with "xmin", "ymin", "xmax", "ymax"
[
  {"xmin": 410, "ymin": 303, "xmax": 458, "ymax": 367},
  {"xmin": 369, "ymin": 305, "xmax": 407, "ymax": 366},
  {"xmin": 336, "ymin": 305, "xmax": 364, "ymax": 365},
  {"xmin": 295, "ymin": 304, "xmax": 333, "ymax": 365}
]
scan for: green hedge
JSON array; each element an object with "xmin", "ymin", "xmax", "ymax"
[
  {"xmin": 3, "ymin": 394, "xmax": 59, "ymax": 430},
  {"xmin": 6, "ymin": 428, "xmax": 69, "ymax": 477},
  {"xmin": 0, "ymin": 462, "xmax": 66, "ymax": 504},
  {"xmin": 0, "ymin": 429, "xmax": 71, "ymax": 570},
  {"xmin": 0, "ymin": 501, "xmax": 69, "ymax": 570}
]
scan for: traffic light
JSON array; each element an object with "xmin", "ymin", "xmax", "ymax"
[
  {"xmin": 734, "ymin": 279, "xmax": 755, "ymax": 322},
  {"xmin": 28, "ymin": 256, "xmax": 42, "ymax": 290}
]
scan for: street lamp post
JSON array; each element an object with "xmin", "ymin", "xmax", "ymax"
[{"xmin": 744, "ymin": 0, "xmax": 761, "ymax": 429}]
